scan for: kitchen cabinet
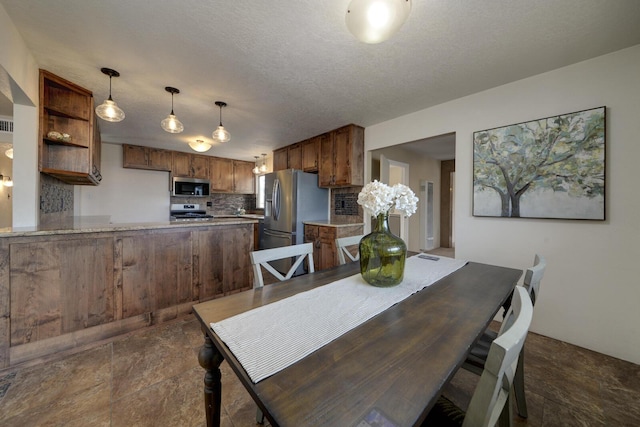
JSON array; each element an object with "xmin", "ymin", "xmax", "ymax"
[
  {"xmin": 233, "ymin": 160, "xmax": 255, "ymax": 194},
  {"xmin": 319, "ymin": 124, "xmax": 364, "ymax": 188},
  {"xmin": 39, "ymin": 69, "xmax": 102, "ymax": 185},
  {"xmin": 122, "ymin": 144, "xmax": 172, "ymax": 171},
  {"xmin": 210, "ymin": 157, "xmax": 234, "ymax": 192},
  {"xmin": 288, "ymin": 143, "xmax": 302, "ymax": 170},
  {"xmin": 304, "ymin": 224, "xmax": 364, "ymax": 271},
  {"xmin": 172, "ymin": 152, "xmax": 209, "ymax": 178},
  {"xmin": 302, "ymin": 137, "xmax": 320, "ymax": 172},
  {"xmin": 273, "ymin": 147, "xmax": 289, "ymax": 171}
]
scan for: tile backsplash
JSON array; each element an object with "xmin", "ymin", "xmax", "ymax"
[{"xmin": 331, "ymin": 187, "xmax": 363, "ymax": 224}]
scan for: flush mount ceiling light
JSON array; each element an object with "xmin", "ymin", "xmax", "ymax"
[
  {"xmin": 346, "ymin": 0, "xmax": 412, "ymax": 44},
  {"xmin": 189, "ymin": 139, "xmax": 212, "ymax": 153},
  {"xmin": 161, "ymin": 87, "xmax": 184, "ymax": 134},
  {"xmin": 260, "ymin": 153, "xmax": 268, "ymax": 173},
  {"xmin": 252, "ymin": 156, "xmax": 261, "ymax": 174},
  {"xmin": 5, "ymin": 148, "xmax": 13, "ymax": 159},
  {"xmin": 95, "ymin": 68, "xmax": 125, "ymax": 122},
  {"xmin": 212, "ymin": 101, "xmax": 230, "ymax": 143}
]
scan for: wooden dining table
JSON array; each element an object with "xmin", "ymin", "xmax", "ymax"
[{"xmin": 193, "ymin": 258, "xmax": 522, "ymax": 427}]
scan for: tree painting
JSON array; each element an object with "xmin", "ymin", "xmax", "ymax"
[{"xmin": 473, "ymin": 107, "xmax": 605, "ymax": 220}]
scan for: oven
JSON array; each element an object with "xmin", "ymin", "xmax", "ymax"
[{"xmin": 169, "ymin": 204, "xmax": 213, "ymax": 222}]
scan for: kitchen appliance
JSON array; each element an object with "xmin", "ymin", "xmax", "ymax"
[
  {"xmin": 170, "ymin": 203, "xmax": 213, "ymax": 221},
  {"xmin": 263, "ymin": 169, "xmax": 329, "ymax": 275},
  {"xmin": 172, "ymin": 177, "xmax": 210, "ymax": 197}
]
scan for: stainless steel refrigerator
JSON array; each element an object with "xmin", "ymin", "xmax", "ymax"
[{"xmin": 261, "ymin": 169, "xmax": 329, "ymax": 275}]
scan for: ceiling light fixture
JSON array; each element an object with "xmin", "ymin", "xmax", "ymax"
[
  {"xmin": 0, "ymin": 174, "xmax": 13, "ymax": 187},
  {"xmin": 252, "ymin": 156, "xmax": 261, "ymax": 174},
  {"xmin": 161, "ymin": 87, "xmax": 184, "ymax": 133},
  {"xmin": 189, "ymin": 139, "xmax": 212, "ymax": 153},
  {"xmin": 5, "ymin": 148, "xmax": 13, "ymax": 159},
  {"xmin": 260, "ymin": 153, "xmax": 268, "ymax": 173},
  {"xmin": 212, "ymin": 101, "xmax": 230, "ymax": 143},
  {"xmin": 345, "ymin": 0, "xmax": 411, "ymax": 44},
  {"xmin": 95, "ymin": 67, "xmax": 125, "ymax": 122}
]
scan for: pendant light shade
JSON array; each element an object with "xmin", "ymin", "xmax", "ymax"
[
  {"xmin": 259, "ymin": 153, "xmax": 268, "ymax": 172},
  {"xmin": 5, "ymin": 148, "xmax": 13, "ymax": 159},
  {"xmin": 252, "ymin": 156, "xmax": 261, "ymax": 174},
  {"xmin": 189, "ymin": 139, "xmax": 212, "ymax": 153},
  {"xmin": 95, "ymin": 68, "xmax": 125, "ymax": 122},
  {"xmin": 346, "ymin": 0, "xmax": 411, "ymax": 44},
  {"xmin": 161, "ymin": 87, "xmax": 184, "ymax": 133},
  {"xmin": 212, "ymin": 101, "xmax": 230, "ymax": 143}
]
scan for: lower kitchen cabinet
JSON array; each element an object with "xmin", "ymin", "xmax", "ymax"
[
  {"xmin": 304, "ymin": 224, "xmax": 364, "ymax": 271},
  {"xmin": 0, "ymin": 222, "xmax": 254, "ymax": 368}
]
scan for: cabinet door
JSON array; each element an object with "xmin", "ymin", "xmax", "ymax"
[
  {"xmin": 210, "ymin": 157, "xmax": 234, "ymax": 192},
  {"xmin": 302, "ymin": 137, "xmax": 320, "ymax": 172},
  {"xmin": 123, "ymin": 144, "xmax": 147, "ymax": 169},
  {"xmin": 148, "ymin": 148, "xmax": 172, "ymax": 171},
  {"xmin": 172, "ymin": 152, "xmax": 192, "ymax": 176},
  {"xmin": 233, "ymin": 160, "xmax": 255, "ymax": 194},
  {"xmin": 318, "ymin": 132, "xmax": 334, "ymax": 187},
  {"xmin": 273, "ymin": 147, "xmax": 289, "ymax": 171},
  {"xmin": 191, "ymin": 155, "xmax": 210, "ymax": 178},
  {"xmin": 332, "ymin": 126, "xmax": 353, "ymax": 186},
  {"xmin": 304, "ymin": 225, "xmax": 321, "ymax": 271},
  {"xmin": 318, "ymin": 226, "xmax": 338, "ymax": 270},
  {"xmin": 288, "ymin": 143, "xmax": 302, "ymax": 170}
]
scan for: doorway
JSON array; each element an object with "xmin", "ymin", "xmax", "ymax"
[
  {"xmin": 380, "ymin": 154, "xmax": 410, "ymax": 242},
  {"xmin": 0, "ymin": 90, "xmax": 13, "ymax": 228}
]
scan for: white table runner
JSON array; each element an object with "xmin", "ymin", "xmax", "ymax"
[{"xmin": 211, "ymin": 255, "xmax": 467, "ymax": 383}]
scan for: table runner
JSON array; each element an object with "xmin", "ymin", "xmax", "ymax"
[{"xmin": 211, "ymin": 255, "xmax": 467, "ymax": 383}]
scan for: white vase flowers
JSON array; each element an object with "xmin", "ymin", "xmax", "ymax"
[{"xmin": 357, "ymin": 180, "xmax": 419, "ymax": 217}]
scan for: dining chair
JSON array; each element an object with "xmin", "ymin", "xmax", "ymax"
[
  {"xmin": 250, "ymin": 242, "xmax": 315, "ymax": 288},
  {"xmin": 423, "ymin": 285, "xmax": 534, "ymax": 427},
  {"xmin": 462, "ymin": 254, "xmax": 546, "ymax": 419},
  {"xmin": 250, "ymin": 242, "xmax": 315, "ymax": 423},
  {"xmin": 335, "ymin": 234, "xmax": 364, "ymax": 265}
]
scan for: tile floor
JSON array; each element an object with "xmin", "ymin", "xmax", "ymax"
[{"xmin": 1, "ymin": 315, "xmax": 639, "ymax": 426}]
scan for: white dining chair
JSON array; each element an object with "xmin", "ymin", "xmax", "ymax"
[
  {"xmin": 250, "ymin": 243, "xmax": 315, "ymax": 288},
  {"xmin": 423, "ymin": 285, "xmax": 534, "ymax": 427},
  {"xmin": 462, "ymin": 254, "xmax": 546, "ymax": 419},
  {"xmin": 335, "ymin": 235, "xmax": 364, "ymax": 265}
]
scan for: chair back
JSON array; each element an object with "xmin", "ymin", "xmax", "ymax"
[
  {"xmin": 335, "ymin": 235, "xmax": 363, "ymax": 265},
  {"xmin": 250, "ymin": 243, "xmax": 315, "ymax": 288},
  {"xmin": 524, "ymin": 254, "xmax": 546, "ymax": 305},
  {"xmin": 463, "ymin": 286, "xmax": 534, "ymax": 427}
]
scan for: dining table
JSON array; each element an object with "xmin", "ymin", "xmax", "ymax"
[{"xmin": 193, "ymin": 256, "xmax": 522, "ymax": 427}]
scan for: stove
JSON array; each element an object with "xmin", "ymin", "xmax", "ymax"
[{"xmin": 170, "ymin": 204, "xmax": 214, "ymax": 222}]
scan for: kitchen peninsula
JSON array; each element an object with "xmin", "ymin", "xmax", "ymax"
[{"xmin": 0, "ymin": 217, "xmax": 257, "ymax": 369}]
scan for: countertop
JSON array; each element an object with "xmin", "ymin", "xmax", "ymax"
[
  {"xmin": 303, "ymin": 220, "xmax": 364, "ymax": 228},
  {"xmin": 0, "ymin": 217, "xmax": 259, "ymax": 238}
]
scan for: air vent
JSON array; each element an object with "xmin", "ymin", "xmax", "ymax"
[{"xmin": 0, "ymin": 118, "xmax": 13, "ymax": 133}]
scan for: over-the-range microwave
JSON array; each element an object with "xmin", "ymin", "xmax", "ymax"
[{"xmin": 172, "ymin": 177, "xmax": 210, "ymax": 197}]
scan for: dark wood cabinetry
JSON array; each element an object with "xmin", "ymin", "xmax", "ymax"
[
  {"xmin": 172, "ymin": 152, "xmax": 209, "ymax": 178},
  {"xmin": 233, "ymin": 160, "xmax": 255, "ymax": 194},
  {"xmin": 39, "ymin": 69, "xmax": 102, "ymax": 185},
  {"xmin": 210, "ymin": 157, "xmax": 234, "ymax": 192},
  {"xmin": 273, "ymin": 147, "xmax": 289, "ymax": 171},
  {"xmin": 288, "ymin": 143, "xmax": 302, "ymax": 170},
  {"xmin": 302, "ymin": 137, "xmax": 320, "ymax": 172},
  {"xmin": 123, "ymin": 144, "xmax": 172, "ymax": 171},
  {"xmin": 319, "ymin": 124, "xmax": 364, "ymax": 187},
  {"xmin": 304, "ymin": 224, "xmax": 364, "ymax": 271}
]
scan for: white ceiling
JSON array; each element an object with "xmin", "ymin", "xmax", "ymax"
[{"xmin": 1, "ymin": 0, "xmax": 640, "ymax": 161}]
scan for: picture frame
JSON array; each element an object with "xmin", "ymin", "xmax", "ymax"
[{"xmin": 473, "ymin": 106, "xmax": 606, "ymax": 220}]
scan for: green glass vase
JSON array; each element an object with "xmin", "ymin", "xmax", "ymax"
[{"xmin": 359, "ymin": 212, "xmax": 407, "ymax": 287}]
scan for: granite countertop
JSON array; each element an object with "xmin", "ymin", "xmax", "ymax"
[
  {"xmin": 0, "ymin": 217, "xmax": 259, "ymax": 238},
  {"xmin": 303, "ymin": 220, "xmax": 365, "ymax": 228}
]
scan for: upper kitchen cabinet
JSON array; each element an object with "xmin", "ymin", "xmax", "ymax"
[
  {"xmin": 287, "ymin": 143, "xmax": 302, "ymax": 170},
  {"xmin": 319, "ymin": 124, "xmax": 364, "ymax": 187},
  {"xmin": 233, "ymin": 160, "xmax": 255, "ymax": 194},
  {"xmin": 123, "ymin": 144, "xmax": 172, "ymax": 171},
  {"xmin": 209, "ymin": 157, "xmax": 233, "ymax": 192},
  {"xmin": 273, "ymin": 147, "xmax": 289, "ymax": 171},
  {"xmin": 39, "ymin": 70, "xmax": 102, "ymax": 185},
  {"xmin": 172, "ymin": 152, "xmax": 209, "ymax": 178},
  {"xmin": 302, "ymin": 136, "xmax": 320, "ymax": 172}
]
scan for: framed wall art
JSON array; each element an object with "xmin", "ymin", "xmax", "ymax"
[{"xmin": 473, "ymin": 106, "xmax": 605, "ymax": 220}]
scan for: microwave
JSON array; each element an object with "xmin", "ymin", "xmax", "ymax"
[{"xmin": 172, "ymin": 177, "xmax": 210, "ymax": 197}]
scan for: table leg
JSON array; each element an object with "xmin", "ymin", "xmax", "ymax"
[{"xmin": 198, "ymin": 333, "xmax": 224, "ymax": 427}]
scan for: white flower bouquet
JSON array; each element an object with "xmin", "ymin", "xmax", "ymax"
[{"xmin": 357, "ymin": 180, "xmax": 419, "ymax": 217}]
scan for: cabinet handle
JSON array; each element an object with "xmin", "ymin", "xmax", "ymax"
[{"xmin": 315, "ymin": 239, "xmax": 321, "ymax": 249}]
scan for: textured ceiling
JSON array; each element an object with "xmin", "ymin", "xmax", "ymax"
[{"xmin": 1, "ymin": 0, "xmax": 640, "ymax": 161}]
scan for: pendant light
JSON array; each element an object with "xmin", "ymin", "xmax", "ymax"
[
  {"xmin": 259, "ymin": 153, "xmax": 268, "ymax": 173},
  {"xmin": 189, "ymin": 139, "xmax": 212, "ymax": 153},
  {"xmin": 346, "ymin": 0, "xmax": 412, "ymax": 44},
  {"xmin": 161, "ymin": 87, "xmax": 184, "ymax": 133},
  {"xmin": 252, "ymin": 156, "xmax": 261, "ymax": 174},
  {"xmin": 212, "ymin": 101, "xmax": 230, "ymax": 143},
  {"xmin": 95, "ymin": 68, "xmax": 125, "ymax": 122},
  {"xmin": 0, "ymin": 174, "xmax": 13, "ymax": 187},
  {"xmin": 5, "ymin": 148, "xmax": 13, "ymax": 159}
]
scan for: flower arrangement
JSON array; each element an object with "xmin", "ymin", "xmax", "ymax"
[{"xmin": 357, "ymin": 180, "xmax": 419, "ymax": 217}]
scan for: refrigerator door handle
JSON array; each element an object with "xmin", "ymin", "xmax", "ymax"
[{"xmin": 273, "ymin": 178, "xmax": 281, "ymax": 221}]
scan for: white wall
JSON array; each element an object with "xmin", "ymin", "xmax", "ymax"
[
  {"xmin": 75, "ymin": 143, "xmax": 171, "ymax": 223},
  {"xmin": 365, "ymin": 45, "xmax": 640, "ymax": 364}
]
